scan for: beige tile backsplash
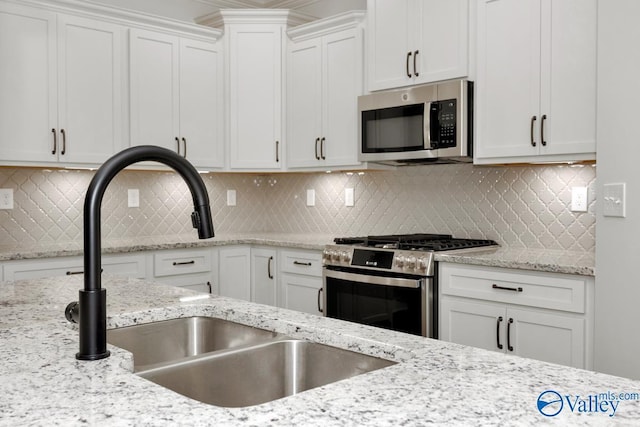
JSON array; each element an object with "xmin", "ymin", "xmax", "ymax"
[{"xmin": 0, "ymin": 163, "xmax": 596, "ymax": 252}]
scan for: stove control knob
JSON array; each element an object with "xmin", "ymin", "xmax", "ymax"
[
  {"xmin": 322, "ymin": 249, "xmax": 331, "ymax": 262},
  {"xmin": 341, "ymin": 251, "xmax": 352, "ymax": 264},
  {"xmin": 394, "ymin": 255, "xmax": 405, "ymax": 268},
  {"xmin": 331, "ymin": 250, "xmax": 341, "ymax": 262},
  {"xmin": 406, "ymin": 255, "xmax": 417, "ymax": 270},
  {"xmin": 417, "ymin": 257, "xmax": 429, "ymax": 271}
]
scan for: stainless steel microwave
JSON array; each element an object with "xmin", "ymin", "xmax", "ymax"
[{"xmin": 358, "ymin": 79, "xmax": 473, "ymax": 165}]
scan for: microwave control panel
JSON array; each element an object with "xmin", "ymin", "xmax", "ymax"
[{"xmin": 430, "ymin": 99, "xmax": 457, "ymax": 148}]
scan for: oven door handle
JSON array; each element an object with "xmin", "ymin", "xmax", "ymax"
[{"xmin": 324, "ymin": 269, "xmax": 422, "ymax": 289}]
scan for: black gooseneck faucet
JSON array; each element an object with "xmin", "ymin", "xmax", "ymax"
[{"xmin": 68, "ymin": 146, "xmax": 214, "ymax": 360}]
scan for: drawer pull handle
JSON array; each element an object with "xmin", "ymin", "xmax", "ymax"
[
  {"xmin": 530, "ymin": 115, "xmax": 537, "ymax": 147},
  {"xmin": 207, "ymin": 281, "xmax": 212, "ymax": 294},
  {"xmin": 507, "ymin": 318, "xmax": 514, "ymax": 352},
  {"xmin": 496, "ymin": 316, "xmax": 503, "ymax": 350},
  {"xmin": 293, "ymin": 261, "xmax": 312, "ymax": 266},
  {"xmin": 268, "ymin": 256, "xmax": 274, "ymax": 279},
  {"xmin": 406, "ymin": 51, "xmax": 412, "ymax": 78},
  {"xmin": 173, "ymin": 260, "xmax": 195, "ymax": 266},
  {"xmin": 317, "ymin": 288, "xmax": 323, "ymax": 313},
  {"xmin": 66, "ymin": 268, "xmax": 102, "ymax": 276},
  {"xmin": 492, "ymin": 284, "xmax": 523, "ymax": 292}
]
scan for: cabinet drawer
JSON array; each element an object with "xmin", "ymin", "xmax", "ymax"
[
  {"xmin": 439, "ymin": 263, "xmax": 588, "ymax": 313},
  {"xmin": 279, "ymin": 250, "xmax": 322, "ymax": 277},
  {"xmin": 154, "ymin": 249, "xmax": 212, "ymax": 277}
]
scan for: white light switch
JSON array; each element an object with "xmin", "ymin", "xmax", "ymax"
[
  {"xmin": 306, "ymin": 189, "xmax": 315, "ymax": 207},
  {"xmin": 0, "ymin": 188, "xmax": 13, "ymax": 209},
  {"xmin": 227, "ymin": 189, "xmax": 236, "ymax": 206},
  {"xmin": 345, "ymin": 188, "xmax": 354, "ymax": 207},
  {"xmin": 127, "ymin": 189, "xmax": 139, "ymax": 208},
  {"xmin": 603, "ymin": 183, "xmax": 626, "ymax": 218},
  {"xmin": 571, "ymin": 187, "xmax": 588, "ymax": 212}
]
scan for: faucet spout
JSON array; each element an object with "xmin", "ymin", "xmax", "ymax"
[{"xmin": 75, "ymin": 146, "xmax": 214, "ymax": 361}]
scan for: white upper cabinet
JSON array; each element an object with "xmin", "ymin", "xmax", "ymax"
[
  {"xmin": 129, "ymin": 29, "xmax": 224, "ymax": 169},
  {"xmin": 287, "ymin": 13, "xmax": 365, "ymax": 169},
  {"xmin": 0, "ymin": 3, "xmax": 124, "ymax": 166},
  {"xmin": 474, "ymin": 0, "xmax": 597, "ymax": 164},
  {"xmin": 366, "ymin": 0, "xmax": 469, "ymax": 91}
]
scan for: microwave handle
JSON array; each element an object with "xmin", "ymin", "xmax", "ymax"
[{"xmin": 424, "ymin": 101, "xmax": 433, "ymax": 150}]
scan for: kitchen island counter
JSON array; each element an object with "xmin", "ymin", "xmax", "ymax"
[{"xmin": 0, "ymin": 275, "xmax": 636, "ymax": 426}]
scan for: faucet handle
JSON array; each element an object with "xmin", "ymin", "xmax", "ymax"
[{"xmin": 191, "ymin": 211, "xmax": 200, "ymax": 229}]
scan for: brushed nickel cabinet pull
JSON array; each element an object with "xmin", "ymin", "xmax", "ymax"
[
  {"xmin": 181, "ymin": 137, "xmax": 187, "ymax": 158},
  {"xmin": 413, "ymin": 50, "xmax": 419, "ymax": 77},
  {"xmin": 541, "ymin": 114, "xmax": 547, "ymax": 146},
  {"xmin": 293, "ymin": 261, "xmax": 312, "ymax": 266},
  {"xmin": 507, "ymin": 318, "xmax": 514, "ymax": 351},
  {"xmin": 496, "ymin": 316, "xmax": 503, "ymax": 350},
  {"xmin": 51, "ymin": 128, "xmax": 57, "ymax": 154},
  {"xmin": 320, "ymin": 137, "xmax": 326, "ymax": 160},
  {"xmin": 492, "ymin": 284, "xmax": 523, "ymax": 292},
  {"xmin": 315, "ymin": 137, "xmax": 320, "ymax": 160},
  {"xmin": 530, "ymin": 116, "xmax": 537, "ymax": 147},
  {"xmin": 173, "ymin": 260, "xmax": 195, "ymax": 266},
  {"xmin": 268, "ymin": 256, "xmax": 273, "ymax": 279},
  {"xmin": 60, "ymin": 129, "xmax": 66, "ymax": 155},
  {"xmin": 406, "ymin": 51, "xmax": 412, "ymax": 78}
]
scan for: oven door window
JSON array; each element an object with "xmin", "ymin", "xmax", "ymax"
[
  {"xmin": 325, "ymin": 276, "xmax": 423, "ymax": 336},
  {"xmin": 361, "ymin": 104, "xmax": 425, "ymax": 153}
]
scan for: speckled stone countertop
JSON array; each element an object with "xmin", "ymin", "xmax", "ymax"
[
  {"xmin": 0, "ymin": 233, "xmax": 594, "ymax": 276},
  {"xmin": 0, "ymin": 275, "xmax": 637, "ymax": 425}
]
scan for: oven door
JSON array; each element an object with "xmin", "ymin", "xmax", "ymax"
[{"xmin": 323, "ymin": 267, "xmax": 434, "ymax": 338}]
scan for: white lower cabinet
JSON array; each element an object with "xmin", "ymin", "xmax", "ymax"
[
  {"xmin": 218, "ymin": 246, "xmax": 251, "ymax": 301},
  {"xmin": 151, "ymin": 248, "xmax": 217, "ymax": 294},
  {"xmin": 278, "ymin": 249, "xmax": 323, "ymax": 315},
  {"xmin": 2, "ymin": 253, "xmax": 146, "ymax": 282},
  {"xmin": 439, "ymin": 262, "xmax": 593, "ymax": 369},
  {"xmin": 251, "ymin": 247, "xmax": 277, "ymax": 306}
]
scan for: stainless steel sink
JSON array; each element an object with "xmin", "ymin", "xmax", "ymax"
[
  {"xmin": 107, "ymin": 316, "xmax": 280, "ymax": 371},
  {"xmin": 138, "ymin": 339, "xmax": 396, "ymax": 407}
]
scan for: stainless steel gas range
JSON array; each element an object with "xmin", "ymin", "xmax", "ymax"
[{"xmin": 321, "ymin": 234, "xmax": 497, "ymax": 338}]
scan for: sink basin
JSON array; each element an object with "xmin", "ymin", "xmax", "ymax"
[
  {"xmin": 138, "ymin": 339, "xmax": 396, "ymax": 407},
  {"xmin": 107, "ymin": 316, "xmax": 280, "ymax": 371}
]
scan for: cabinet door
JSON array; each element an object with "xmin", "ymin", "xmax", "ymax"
[
  {"xmin": 475, "ymin": 0, "xmax": 541, "ymax": 159},
  {"xmin": 507, "ymin": 307, "xmax": 586, "ymax": 369},
  {"xmin": 58, "ymin": 15, "xmax": 124, "ymax": 164},
  {"xmin": 228, "ymin": 25, "xmax": 283, "ymax": 170},
  {"xmin": 0, "ymin": 3, "xmax": 57, "ymax": 163},
  {"xmin": 179, "ymin": 38, "xmax": 224, "ymax": 169},
  {"xmin": 440, "ymin": 297, "xmax": 506, "ymax": 353},
  {"xmin": 539, "ymin": 0, "xmax": 597, "ymax": 156},
  {"xmin": 280, "ymin": 273, "xmax": 322, "ymax": 315},
  {"xmin": 130, "ymin": 29, "xmax": 179, "ymax": 151},
  {"xmin": 287, "ymin": 37, "xmax": 322, "ymax": 168},
  {"xmin": 218, "ymin": 246, "xmax": 251, "ymax": 301},
  {"xmin": 414, "ymin": 0, "xmax": 468, "ymax": 84},
  {"xmin": 366, "ymin": 0, "xmax": 411, "ymax": 91},
  {"xmin": 251, "ymin": 248, "xmax": 277, "ymax": 306},
  {"xmin": 322, "ymin": 29, "xmax": 362, "ymax": 166}
]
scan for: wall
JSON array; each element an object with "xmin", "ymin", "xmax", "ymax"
[
  {"xmin": 0, "ymin": 163, "xmax": 595, "ymax": 252},
  {"xmin": 594, "ymin": 1, "xmax": 640, "ymax": 380}
]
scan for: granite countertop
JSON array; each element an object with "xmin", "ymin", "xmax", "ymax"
[
  {"xmin": 0, "ymin": 233, "xmax": 594, "ymax": 276},
  {"xmin": 1, "ymin": 275, "xmax": 638, "ymax": 425}
]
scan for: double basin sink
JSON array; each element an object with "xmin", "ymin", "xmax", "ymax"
[{"xmin": 107, "ymin": 317, "xmax": 396, "ymax": 407}]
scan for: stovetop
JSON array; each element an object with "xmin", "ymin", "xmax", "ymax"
[{"xmin": 333, "ymin": 233, "xmax": 498, "ymax": 252}]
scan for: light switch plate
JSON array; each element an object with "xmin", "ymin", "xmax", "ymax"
[
  {"xmin": 0, "ymin": 188, "xmax": 14, "ymax": 209},
  {"xmin": 571, "ymin": 187, "xmax": 588, "ymax": 212},
  {"xmin": 127, "ymin": 189, "xmax": 139, "ymax": 208},
  {"xmin": 345, "ymin": 188, "xmax": 354, "ymax": 207},
  {"xmin": 306, "ymin": 189, "xmax": 315, "ymax": 207},
  {"xmin": 603, "ymin": 183, "xmax": 626, "ymax": 218},
  {"xmin": 227, "ymin": 189, "xmax": 236, "ymax": 206}
]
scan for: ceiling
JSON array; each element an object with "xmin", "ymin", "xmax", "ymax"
[{"xmin": 91, "ymin": 0, "xmax": 366, "ymax": 23}]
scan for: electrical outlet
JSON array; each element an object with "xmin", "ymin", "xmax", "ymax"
[
  {"xmin": 227, "ymin": 189, "xmax": 236, "ymax": 206},
  {"xmin": 345, "ymin": 188, "xmax": 354, "ymax": 207},
  {"xmin": 127, "ymin": 189, "xmax": 139, "ymax": 208},
  {"xmin": 306, "ymin": 189, "xmax": 315, "ymax": 207},
  {"xmin": 0, "ymin": 188, "xmax": 14, "ymax": 210},
  {"xmin": 570, "ymin": 187, "xmax": 588, "ymax": 212},
  {"xmin": 603, "ymin": 183, "xmax": 626, "ymax": 218}
]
